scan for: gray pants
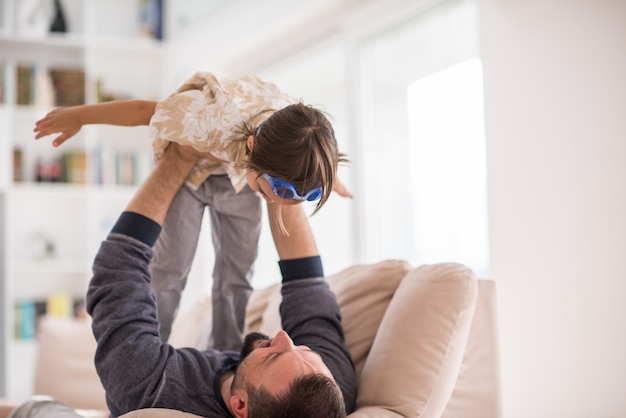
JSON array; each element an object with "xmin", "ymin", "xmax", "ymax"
[{"xmin": 149, "ymin": 175, "xmax": 262, "ymax": 351}]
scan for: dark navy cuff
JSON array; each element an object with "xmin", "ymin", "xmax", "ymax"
[
  {"xmin": 278, "ymin": 256, "xmax": 324, "ymax": 282},
  {"xmin": 111, "ymin": 211, "xmax": 161, "ymax": 248}
]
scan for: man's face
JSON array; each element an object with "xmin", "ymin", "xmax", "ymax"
[{"xmin": 233, "ymin": 330, "xmax": 333, "ymax": 397}]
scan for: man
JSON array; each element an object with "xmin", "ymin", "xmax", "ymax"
[{"xmin": 85, "ymin": 142, "xmax": 356, "ymax": 417}]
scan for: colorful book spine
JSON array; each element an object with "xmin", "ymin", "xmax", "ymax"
[
  {"xmin": 16, "ymin": 65, "xmax": 36, "ymax": 105},
  {"xmin": 46, "ymin": 293, "xmax": 73, "ymax": 318},
  {"xmin": 14, "ymin": 296, "xmax": 80, "ymax": 340},
  {"xmin": 15, "ymin": 301, "xmax": 36, "ymax": 340},
  {"xmin": 14, "ymin": 64, "xmax": 85, "ymax": 107},
  {"xmin": 0, "ymin": 62, "xmax": 5, "ymax": 104}
]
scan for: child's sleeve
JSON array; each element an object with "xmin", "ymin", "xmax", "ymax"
[{"xmin": 149, "ymin": 72, "xmax": 238, "ymax": 159}]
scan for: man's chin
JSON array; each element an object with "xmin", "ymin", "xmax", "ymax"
[{"xmin": 240, "ymin": 332, "xmax": 270, "ymax": 359}]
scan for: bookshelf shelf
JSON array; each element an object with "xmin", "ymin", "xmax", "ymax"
[
  {"xmin": 0, "ymin": 0, "xmax": 164, "ymax": 400},
  {"xmin": 0, "ymin": 33, "xmax": 85, "ymax": 60},
  {"xmin": 90, "ymin": 35, "xmax": 162, "ymax": 52},
  {"xmin": 13, "ymin": 258, "xmax": 90, "ymax": 275},
  {"xmin": 10, "ymin": 339, "xmax": 38, "ymax": 351}
]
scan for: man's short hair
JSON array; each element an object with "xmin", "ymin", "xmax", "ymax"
[{"xmin": 247, "ymin": 373, "xmax": 346, "ymax": 418}]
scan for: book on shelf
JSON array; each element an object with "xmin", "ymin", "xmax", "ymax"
[
  {"xmin": 49, "ymin": 68, "xmax": 85, "ymax": 107},
  {"xmin": 18, "ymin": 301, "xmax": 36, "ymax": 340},
  {"xmin": 139, "ymin": 0, "xmax": 163, "ymax": 40},
  {"xmin": 0, "ymin": 61, "xmax": 5, "ymax": 104},
  {"xmin": 33, "ymin": 151, "xmax": 85, "ymax": 183},
  {"xmin": 29, "ymin": 148, "xmax": 152, "ymax": 185},
  {"xmin": 116, "ymin": 151, "xmax": 137, "ymax": 186},
  {"xmin": 14, "ymin": 64, "xmax": 85, "ymax": 107},
  {"xmin": 16, "ymin": 65, "xmax": 36, "ymax": 106},
  {"xmin": 93, "ymin": 147, "xmax": 153, "ymax": 186},
  {"xmin": 13, "ymin": 147, "xmax": 25, "ymax": 182},
  {"xmin": 13, "ymin": 295, "xmax": 85, "ymax": 340},
  {"xmin": 14, "ymin": 299, "xmax": 48, "ymax": 340},
  {"xmin": 60, "ymin": 150, "xmax": 87, "ymax": 183},
  {"xmin": 46, "ymin": 293, "xmax": 73, "ymax": 318},
  {"xmin": 35, "ymin": 158, "xmax": 63, "ymax": 182}
]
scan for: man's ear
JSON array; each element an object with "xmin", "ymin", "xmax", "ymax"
[
  {"xmin": 229, "ymin": 394, "xmax": 249, "ymax": 418},
  {"xmin": 247, "ymin": 135, "xmax": 255, "ymax": 152}
]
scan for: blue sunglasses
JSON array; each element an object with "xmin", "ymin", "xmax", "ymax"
[{"xmin": 262, "ymin": 174, "xmax": 322, "ymax": 202}]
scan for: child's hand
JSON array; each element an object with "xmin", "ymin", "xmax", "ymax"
[
  {"xmin": 333, "ymin": 178, "xmax": 353, "ymax": 199},
  {"xmin": 34, "ymin": 107, "xmax": 82, "ymax": 147}
]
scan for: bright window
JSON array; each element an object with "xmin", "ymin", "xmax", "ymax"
[
  {"xmin": 357, "ymin": 0, "xmax": 488, "ymax": 275},
  {"xmin": 407, "ymin": 58, "xmax": 488, "ymax": 275}
]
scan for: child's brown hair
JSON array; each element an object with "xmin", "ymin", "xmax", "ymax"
[{"xmin": 242, "ymin": 102, "xmax": 348, "ymax": 215}]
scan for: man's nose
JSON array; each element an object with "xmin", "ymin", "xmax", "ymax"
[{"xmin": 271, "ymin": 330, "xmax": 295, "ymax": 350}]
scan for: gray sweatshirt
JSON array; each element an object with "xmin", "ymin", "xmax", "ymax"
[{"xmin": 86, "ymin": 212, "xmax": 356, "ymax": 417}]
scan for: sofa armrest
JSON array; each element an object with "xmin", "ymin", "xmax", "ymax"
[
  {"xmin": 442, "ymin": 280, "xmax": 502, "ymax": 418},
  {"xmin": 353, "ymin": 263, "xmax": 478, "ymax": 418}
]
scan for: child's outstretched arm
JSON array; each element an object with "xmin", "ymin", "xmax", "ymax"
[
  {"xmin": 333, "ymin": 178, "xmax": 354, "ymax": 199},
  {"xmin": 34, "ymin": 99, "xmax": 157, "ymax": 147}
]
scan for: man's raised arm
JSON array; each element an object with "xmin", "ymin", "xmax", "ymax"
[
  {"xmin": 267, "ymin": 204, "xmax": 319, "ymax": 261},
  {"xmin": 270, "ymin": 202, "xmax": 357, "ymax": 413},
  {"xmin": 125, "ymin": 143, "xmax": 200, "ymax": 226},
  {"xmin": 87, "ymin": 142, "xmax": 208, "ymax": 415}
]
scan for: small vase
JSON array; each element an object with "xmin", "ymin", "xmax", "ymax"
[{"xmin": 49, "ymin": 0, "xmax": 68, "ymax": 33}]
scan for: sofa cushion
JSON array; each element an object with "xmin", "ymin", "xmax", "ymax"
[
  {"xmin": 354, "ymin": 263, "xmax": 478, "ymax": 418},
  {"xmin": 34, "ymin": 316, "xmax": 107, "ymax": 411},
  {"xmin": 328, "ymin": 260, "xmax": 412, "ymax": 377}
]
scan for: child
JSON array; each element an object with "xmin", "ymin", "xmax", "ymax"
[{"xmin": 34, "ymin": 71, "xmax": 351, "ymax": 351}]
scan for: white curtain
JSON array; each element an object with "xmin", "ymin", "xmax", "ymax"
[{"xmin": 356, "ymin": 0, "xmax": 488, "ymax": 275}]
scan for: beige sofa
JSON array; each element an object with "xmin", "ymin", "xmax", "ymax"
[{"xmin": 3, "ymin": 260, "xmax": 501, "ymax": 418}]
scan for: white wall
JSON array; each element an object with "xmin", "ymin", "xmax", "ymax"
[{"xmin": 478, "ymin": 0, "xmax": 626, "ymax": 417}]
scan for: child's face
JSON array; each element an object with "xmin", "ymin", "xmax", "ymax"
[{"xmin": 246, "ymin": 170, "xmax": 302, "ymax": 205}]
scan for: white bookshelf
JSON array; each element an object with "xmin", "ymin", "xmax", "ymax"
[{"xmin": 0, "ymin": 0, "xmax": 163, "ymax": 400}]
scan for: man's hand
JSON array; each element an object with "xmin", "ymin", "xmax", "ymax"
[
  {"xmin": 268, "ymin": 203, "xmax": 318, "ymax": 260},
  {"xmin": 125, "ymin": 142, "xmax": 201, "ymax": 226},
  {"xmin": 167, "ymin": 141, "xmax": 211, "ymax": 164}
]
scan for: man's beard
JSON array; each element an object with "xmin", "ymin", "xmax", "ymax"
[{"xmin": 240, "ymin": 332, "xmax": 270, "ymax": 360}]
